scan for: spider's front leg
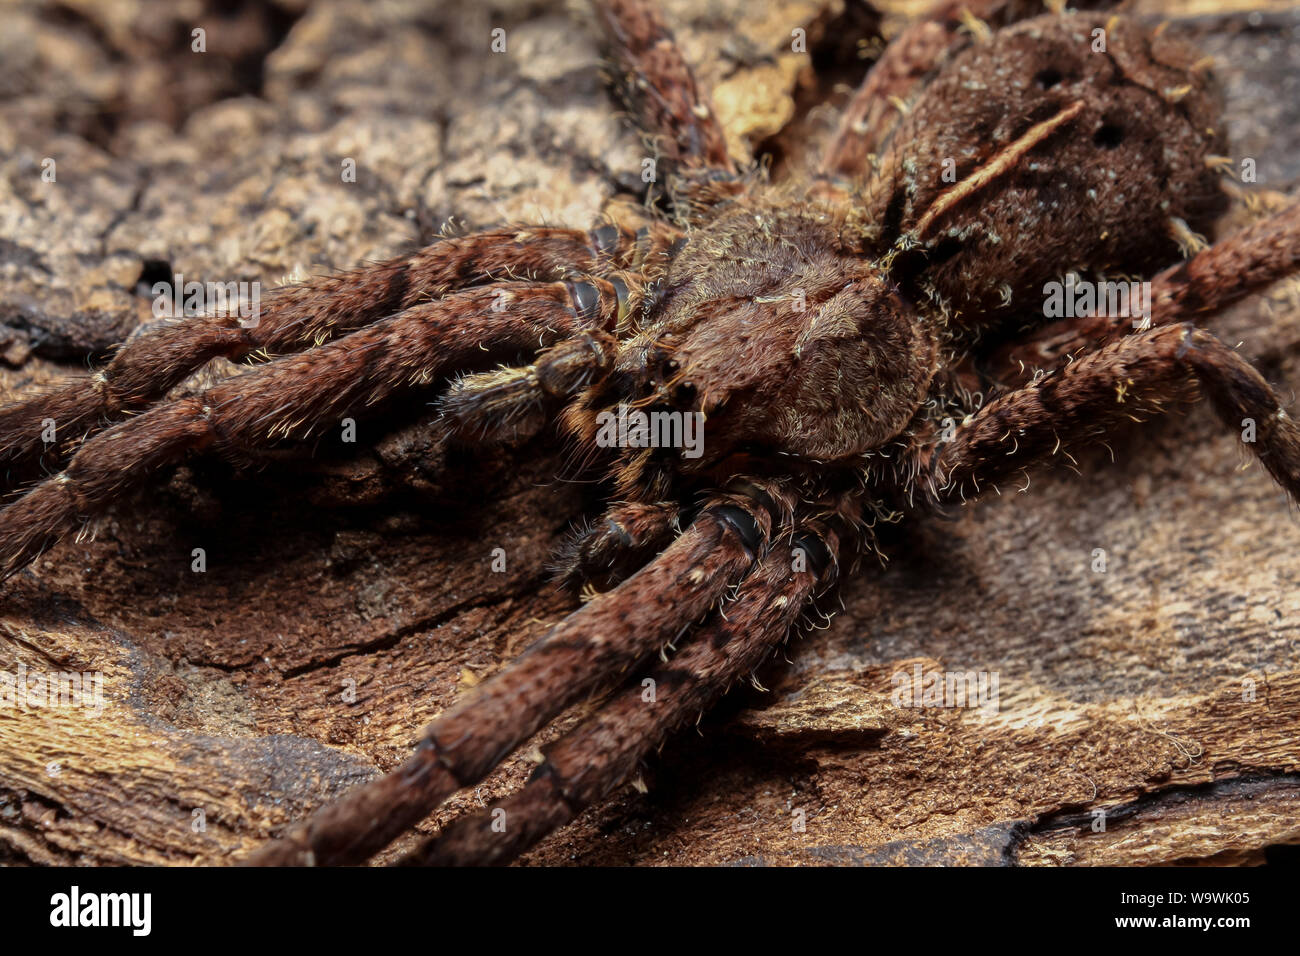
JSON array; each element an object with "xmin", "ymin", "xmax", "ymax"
[
  {"xmin": 0, "ymin": 281, "xmax": 613, "ymax": 580},
  {"xmin": 920, "ymin": 323, "xmax": 1300, "ymax": 506},
  {"xmin": 244, "ymin": 491, "xmax": 780, "ymax": 865},
  {"xmin": 0, "ymin": 221, "xmax": 678, "ymax": 482},
  {"xmin": 400, "ymin": 521, "xmax": 840, "ymax": 866},
  {"xmin": 550, "ymin": 499, "xmax": 683, "ymax": 591}
]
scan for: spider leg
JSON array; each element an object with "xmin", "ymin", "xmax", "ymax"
[
  {"xmin": 0, "ymin": 223, "xmax": 659, "ymax": 481},
  {"xmin": 591, "ymin": 0, "xmax": 738, "ymax": 197},
  {"xmin": 988, "ymin": 200, "xmax": 1300, "ymax": 387},
  {"xmin": 0, "ymin": 282, "xmax": 606, "ymax": 580},
  {"xmin": 243, "ymin": 494, "xmax": 775, "ymax": 865},
  {"xmin": 921, "ymin": 323, "xmax": 1300, "ymax": 506},
  {"xmin": 399, "ymin": 524, "xmax": 839, "ymax": 866}
]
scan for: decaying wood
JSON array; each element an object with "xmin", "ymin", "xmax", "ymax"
[{"xmin": 2, "ymin": 0, "xmax": 1300, "ymax": 865}]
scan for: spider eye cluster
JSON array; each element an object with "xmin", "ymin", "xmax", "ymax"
[{"xmin": 648, "ymin": 355, "xmax": 696, "ymax": 408}]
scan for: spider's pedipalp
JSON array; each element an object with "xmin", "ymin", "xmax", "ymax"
[
  {"xmin": 438, "ymin": 366, "xmax": 552, "ymax": 443},
  {"xmin": 0, "ymin": 226, "xmax": 652, "ymax": 483},
  {"xmin": 924, "ymin": 323, "xmax": 1300, "ymax": 507},
  {"xmin": 439, "ymin": 325, "xmax": 620, "ymax": 442},
  {"xmin": 0, "ymin": 282, "xmax": 602, "ymax": 580},
  {"xmin": 244, "ymin": 495, "xmax": 777, "ymax": 866},
  {"xmin": 400, "ymin": 524, "xmax": 839, "ymax": 866}
]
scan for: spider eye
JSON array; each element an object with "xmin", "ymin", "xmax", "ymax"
[
  {"xmin": 671, "ymin": 381, "xmax": 697, "ymax": 407},
  {"xmin": 1093, "ymin": 122, "xmax": 1125, "ymax": 149},
  {"xmin": 660, "ymin": 357, "xmax": 680, "ymax": 378}
]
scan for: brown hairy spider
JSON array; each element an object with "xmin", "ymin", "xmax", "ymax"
[{"xmin": 1, "ymin": 0, "xmax": 1299, "ymax": 866}]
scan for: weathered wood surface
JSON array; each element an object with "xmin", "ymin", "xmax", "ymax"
[{"xmin": 1, "ymin": 0, "xmax": 1299, "ymax": 865}]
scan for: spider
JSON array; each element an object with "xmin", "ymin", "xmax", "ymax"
[{"xmin": 1, "ymin": 0, "xmax": 1299, "ymax": 866}]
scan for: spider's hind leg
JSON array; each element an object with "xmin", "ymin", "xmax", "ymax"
[
  {"xmin": 987, "ymin": 200, "xmax": 1300, "ymax": 388},
  {"xmin": 0, "ymin": 225, "xmax": 644, "ymax": 485}
]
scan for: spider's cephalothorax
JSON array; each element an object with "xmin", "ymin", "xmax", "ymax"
[
  {"xmin": 569, "ymin": 199, "xmax": 938, "ymax": 470},
  {"xmin": 2, "ymin": 0, "xmax": 1299, "ymax": 866}
]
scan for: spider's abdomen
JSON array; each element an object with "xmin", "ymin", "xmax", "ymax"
[{"xmin": 855, "ymin": 11, "xmax": 1227, "ymax": 330}]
